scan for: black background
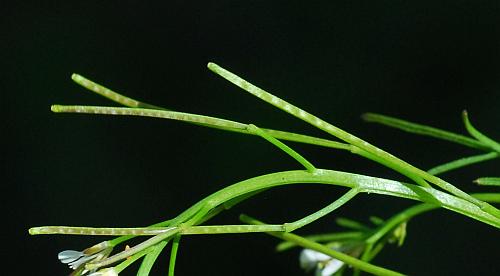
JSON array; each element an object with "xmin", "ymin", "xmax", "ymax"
[{"xmin": 4, "ymin": 1, "xmax": 500, "ymax": 275}]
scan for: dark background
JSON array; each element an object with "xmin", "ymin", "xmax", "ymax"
[{"xmin": 4, "ymin": 1, "xmax": 500, "ymax": 275}]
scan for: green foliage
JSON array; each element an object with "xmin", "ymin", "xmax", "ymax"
[{"xmin": 30, "ymin": 63, "xmax": 499, "ymax": 276}]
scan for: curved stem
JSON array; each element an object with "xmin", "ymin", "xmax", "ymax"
[
  {"xmin": 284, "ymin": 188, "xmax": 359, "ymax": 232},
  {"xmin": 174, "ymin": 169, "xmax": 500, "ymax": 228}
]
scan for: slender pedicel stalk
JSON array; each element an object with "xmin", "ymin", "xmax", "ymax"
[
  {"xmin": 246, "ymin": 124, "xmax": 316, "ymax": 172},
  {"xmin": 113, "ymin": 246, "xmax": 156, "ymax": 274},
  {"xmin": 361, "ymin": 112, "xmax": 488, "ymax": 150},
  {"xmin": 276, "ymin": 231, "xmax": 366, "ymax": 251},
  {"xmin": 284, "ymin": 188, "xmax": 359, "ymax": 232},
  {"xmin": 207, "ymin": 62, "xmax": 499, "ymax": 217},
  {"xmin": 427, "ymin": 152, "xmax": 499, "ymax": 175}
]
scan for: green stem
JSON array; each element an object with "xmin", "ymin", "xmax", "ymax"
[
  {"xmin": 138, "ymin": 241, "xmax": 169, "ymax": 276},
  {"xmin": 114, "ymin": 246, "xmax": 155, "ymax": 273},
  {"xmin": 173, "ymin": 169, "xmax": 500, "ymax": 230},
  {"xmin": 276, "ymin": 231, "xmax": 365, "ymax": 251},
  {"xmin": 284, "ymin": 188, "xmax": 359, "ymax": 232},
  {"xmin": 137, "ymin": 170, "xmax": 500, "ymax": 232},
  {"xmin": 247, "ymin": 124, "xmax": 316, "ymax": 172}
]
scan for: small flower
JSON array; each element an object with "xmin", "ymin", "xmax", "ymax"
[
  {"xmin": 58, "ymin": 241, "xmax": 112, "ymax": 275},
  {"xmin": 300, "ymin": 249, "xmax": 344, "ymax": 276},
  {"xmin": 299, "ymin": 242, "xmax": 365, "ymax": 276}
]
